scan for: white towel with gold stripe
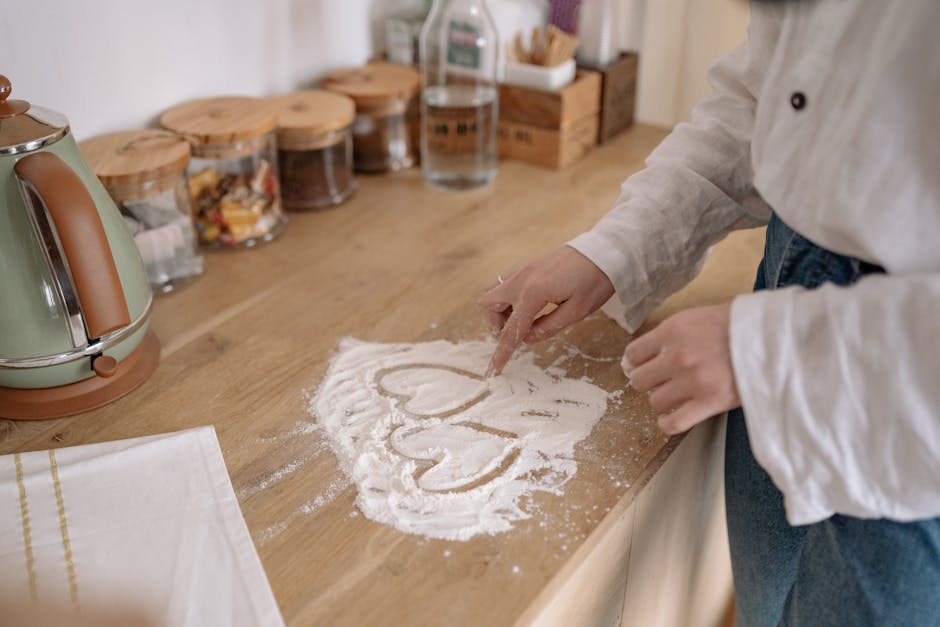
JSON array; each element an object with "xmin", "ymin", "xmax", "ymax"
[{"xmin": 0, "ymin": 426, "xmax": 284, "ymax": 627}]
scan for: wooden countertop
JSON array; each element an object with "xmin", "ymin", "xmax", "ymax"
[{"xmin": 0, "ymin": 125, "xmax": 764, "ymax": 626}]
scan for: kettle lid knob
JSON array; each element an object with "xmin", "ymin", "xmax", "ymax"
[{"xmin": 0, "ymin": 75, "xmax": 29, "ymax": 118}]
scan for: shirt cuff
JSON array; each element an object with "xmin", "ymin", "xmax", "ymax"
[
  {"xmin": 567, "ymin": 232, "xmax": 656, "ymax": 333},
  {"xmin": 729, "ymin": 289, "xmax": 834, "ymax": 526}
]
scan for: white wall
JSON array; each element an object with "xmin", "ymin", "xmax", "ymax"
[
  {"xmin": 636, "ymin": 0, "xmax": 749, "ymax": 126},
  {"xmin": 0, "ymin": 0, "xmax": 423, "ymax": 139},
  {"xmin": 0, "ymin": 0, "xmax": 747, "ymax": 140}
]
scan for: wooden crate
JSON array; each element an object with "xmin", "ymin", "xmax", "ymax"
[
  {"xmin": 499, "ymin": 70, "xmax": 601, "ymax": 129},
  {"xmin": 595, "ymin": 52, "xmax": 638, "ymax": 144},
  {"xmin": 498, "ymin": 115, "xmax": 599, "ymax": 169},
  {"xmin": 497, "ymin": 70, "xmax": 601, "ymax": 169}
]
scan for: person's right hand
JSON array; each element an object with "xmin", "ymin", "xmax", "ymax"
[{"xmin": 478, "ymin": 245, "xmax": 615, "ymax": 376}]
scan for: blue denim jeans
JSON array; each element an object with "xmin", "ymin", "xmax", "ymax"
[{"xmin": 725, "ymin": 214, "xmax": 940, "ymax": 626}]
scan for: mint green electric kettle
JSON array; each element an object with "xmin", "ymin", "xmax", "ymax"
[{"xmin": 0, "ymin": 75, "xmax": 159, "ymax": 420}]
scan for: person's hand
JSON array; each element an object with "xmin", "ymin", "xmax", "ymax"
[
  {"xmin": 478, "ymin": 245, "xmax": 615, "ymax": 376},
  {"xmin": 623, "ymin": 303, "xmax": 740, "ymax": 435}
]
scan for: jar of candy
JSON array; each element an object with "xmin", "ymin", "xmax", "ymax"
[
  {"xmin": 160, "ymin": 96, "xmax": 287, "ymax": 248},
  {"xmin": 79, "ymin": 129, "xmax": 204, "ymax": 294},
  {"xmin": 268, "ymin": 90, "xmax": 358, "ymax": 210},
  {"xmin": 323, "ymin": 63, "xmax": 421, "ymax": 173}
]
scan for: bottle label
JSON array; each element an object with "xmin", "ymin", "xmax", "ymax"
[
  {"xmin": 446, "ymin": 21, "xmax": 481, "ymax": 70},
  {"xmin": 426, "ymin": 110, "xmax": 480, "ymax": 155},
  {"xmin": 425, "ymin": 97, "xmax": 494, "ymax": 156}
]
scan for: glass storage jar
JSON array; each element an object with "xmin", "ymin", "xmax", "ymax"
[
  {"xmin": 160, "ymin": 96, "xmax": 287, "ymax": 248},
  {"xmin": 79, "ymin": 129, "xmax": 204, "ymax": 294},
  {"xmin": 386, "ymin": 8, "xmax": 430, "ymax": 67},
  {"xmin": 268, "ymin": 90, "xmax": 358, "ymax": 210},
  {"xmin": 323, "ymin": 62, "xmax": 421, "ymax": 173}
]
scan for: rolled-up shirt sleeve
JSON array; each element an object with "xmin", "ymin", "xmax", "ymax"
[{"xmin": 568, "ymin": 9, "xmax": 780, "ymax": 331}]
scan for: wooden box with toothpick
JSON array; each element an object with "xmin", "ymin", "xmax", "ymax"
[{"xmin": 498, "ymin": 26, "xmax": 602, "ymax": 169}]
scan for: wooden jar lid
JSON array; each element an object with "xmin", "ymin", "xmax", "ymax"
[
  {"xmin": 322, "ymin": 63, "xmax": 420, "ymax": 111},
  {"xmin": 268, "ymin": 90, "xmax": 356, "ymax": 151},
  {"xmin": 79, "ymin": 129, "xmax": 191, "ymax": 200},
  {"xmin": 160, "ymin": 96, "xmax": 277, "ymax": 147}
]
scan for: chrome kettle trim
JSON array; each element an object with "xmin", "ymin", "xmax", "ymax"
[
  {"xmin": 0, "ymin": 131, "xmax": 69, "ymax": 156},
  {"xmin": 0, "ymin": 105, "xmax": 70, "ymax": 155},
  {"xmin": 16, "ymin": 175, "xmax": 89, "ymax": 348},
  {"xmin": 0, "ymin": 295, "xmax": 153, "ymax": 370}
]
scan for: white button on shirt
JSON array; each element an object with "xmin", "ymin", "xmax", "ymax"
[{"xmin": 569, "ymin": 0, "xmax": 940, "ymax": 525}]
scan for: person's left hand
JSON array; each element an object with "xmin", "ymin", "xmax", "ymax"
[{"xmin": 623, "ymin": 303, "xmax": 740, "ymax": 435}]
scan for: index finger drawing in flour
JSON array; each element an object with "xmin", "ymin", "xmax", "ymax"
[{"xmin": 478, "ymin": 246, "xmax": 615, "ymax": 376}]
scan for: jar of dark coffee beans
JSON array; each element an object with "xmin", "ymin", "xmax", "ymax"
[
  {"xmin": 268, "ymin": 90, "xmax": 358, "ymax": 210},
  {"xmin": 323, "ymin": 63, "xmax": 420, "ymax": 173}
]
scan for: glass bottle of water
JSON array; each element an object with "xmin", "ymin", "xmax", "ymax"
[{"xmin": 419, "ymin": 0, "xmax": 499, "ymax": 190}]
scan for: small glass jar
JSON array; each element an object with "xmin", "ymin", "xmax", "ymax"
[
  {"xmin": 323, "ymin": 62, "xmax": 421, "ymax": 173},
  {"xmin": 160, "ymin": 96, "xmax": 288, "ymax": 248},
  {"xmin": 268, "ymin": 90, "xmax": 358, "ymax": 210},
  {"xmin": 385, "ymin": 8, "xmax": 429, "ymax": 67},
  {"xmin": 79, "ymin": 129, "xmax": 204, "ymax": 294}
]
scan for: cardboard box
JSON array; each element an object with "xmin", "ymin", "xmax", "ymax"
[
  {"xmin": 497, "ymin": 70, "xmax": 601, "ymax": 169},
  {"xmin": 595, "ymin": 52, "xmax": 638, "ymax": 144}
]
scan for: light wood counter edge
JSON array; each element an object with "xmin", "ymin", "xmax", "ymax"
[{"xmin": 512, "ymin": 434, "xmax": 685, "ymax": 626}]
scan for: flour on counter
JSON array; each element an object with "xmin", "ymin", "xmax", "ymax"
[
  {"xmin": 238, "ymin": 455, "xmax": 311, "ymax": 500},
  {"xmin": 309, "ymin": 338, "xmax": 610, "ymax": 541},
  {"xmin": 300, "ymin": 475, "xmax": 351, "ymax": 514}
]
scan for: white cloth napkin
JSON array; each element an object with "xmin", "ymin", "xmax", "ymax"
[{"xmin": 0, "ymin": 426, "xmax": 284, "ymax": 627}]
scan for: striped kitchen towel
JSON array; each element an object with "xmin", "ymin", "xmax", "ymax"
[{"xmin": 0, "ymin": 427, "xmax": 284, "ymax": 627}]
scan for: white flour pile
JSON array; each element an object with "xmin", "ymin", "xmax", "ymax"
[{"xmin": 309, "ymin": 338, "xmax": 610, "ymax": 541}]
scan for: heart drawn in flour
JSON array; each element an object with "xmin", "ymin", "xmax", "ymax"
[
  {"xmin": 374, "ymin": 364, "xmax": 519, "ymax": 492},
  {"xmin": 375, "ymin": 365, "xmax": 490, "ymax": 417},
  {"xmin": 391, "ymin": 424, "xmax": 517, "ymax": 492}
]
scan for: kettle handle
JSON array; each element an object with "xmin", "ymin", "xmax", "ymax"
[{"xmin": 14, "ymin": 151, "xmax": 131, "ymax": 340}]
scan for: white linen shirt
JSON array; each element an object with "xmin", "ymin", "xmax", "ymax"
[{"xmin": 568, "ymin": 0, "xmax": 940, "ymax": 525}]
